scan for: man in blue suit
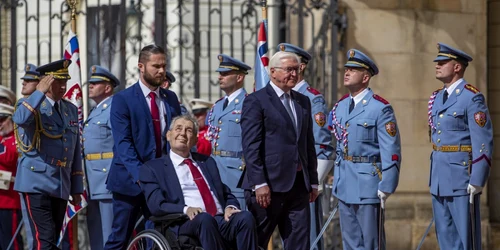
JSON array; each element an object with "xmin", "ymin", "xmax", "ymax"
[
  {"xmin": 140, "ymin": 115, "xmax": 258, "ymax": 250},
  {"xmin": 328, "ymin": 49, "xmax": 401, "ymax": 250},
  {"xmin": 239, "ymin": 51, "xmax": 318, "ymax": 250},
  {"xmin": 83, "ymin": 65, "xmax": 120, "ymax": 249},
  {"xmin": 207, "ymin": 54, "xmax": 251, "ymax": 209},
  {"xmin": 428, "ymin": 43, "xmax": 492, "ymax": 250},
  {"xmin": 104, "ymin": 45, "xmax": 182, "ymax": 250},
  {"xmin": 278, "ymin": 43, "xmax": 334, "ymax": 250},
  {"xmin": 13, "ymin": 59, "xmax": 83, "ymax": 250}
]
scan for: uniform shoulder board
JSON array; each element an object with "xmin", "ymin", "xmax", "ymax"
[
  {"xmin": 338, "ymin": 93, "xmax": 349, "ymax": 101},
  {"xmin": 464, "ymin": 84, "xmax": 480, "ymax": 94},
  {"xmin": 434, "ymin": 87, "xmax": 444, "ymax": 93},
  {"xmin": 306, "ymin": 87, "xmax": 321, "ymax": 96},
  {"xmin": 215, "ymin": 97, "xmax": 224, "ymax": 103},
  {"xmin": 373, "ymin": 94, "xmax": 389, "ymax": 105}
]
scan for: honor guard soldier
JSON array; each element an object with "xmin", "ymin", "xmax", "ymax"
[
  {"xmin": 428, "ymin": 43, "xmax": 492, "ymax": 250},
  {"xmin": 278, "ymin": 43, "xmax": 334, "ymax": 250},
  {"xmin": 162, "ymin": 71, "xmax": 188, "ymax": 115},
  {"xmin": 20, "ymin": 64, "xmax": 41, "ymax": 97},
  {"xmin": 13, "ymin": 59, "xmax": 83, "ymax": 250},
  {"xmin": 206, "ymin": 54, "xmax": 251, "ymax": 209},
  {"xmin": 0, "ymin": 104, "xmax": 23, "ymax": 250},
  {"xmin": 0, "ymin": 85, "xmax": 16, "ymax": 106},
  {"xmin": 328, "ymin": 49, "xmax": 401, "ymax": 250},
  {"xmin": 83, "ymin": 65, "xmax": 120, "ymax": 249},
  {"xmin": 190, "ymin": 98, "xmax": 213, "ymax": 156}
]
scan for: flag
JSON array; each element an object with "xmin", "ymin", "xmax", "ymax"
[
  {"xmin": 254, "ymin": 19, "xmax": 270, "ymax": 91},
  {"xmin": 58, "ymin": 29, "xmax": 88, "ymax": 246}
]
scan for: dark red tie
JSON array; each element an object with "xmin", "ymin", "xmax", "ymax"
[
  {"xmin": 183, "ymin": 159, "xmax": 217, "ymax": 216},
  {"xmin": 149, "ymin": 92, "xmax": 162, "ymax": 158}
]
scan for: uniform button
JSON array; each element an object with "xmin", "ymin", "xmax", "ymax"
[
  {"xmin": 363, "ymin": 123, "xmax": 367, "ymax": 127},
  {"xmin": 30, "ymin": 166, "xmax": 35, "ymax": 171},
  {"xmin": 437, "ymin": 123, "xmax": 440, "ymax": 126},
  {"xmin": 216, "ymin": 143, "xmax": 219, "ymax": 147},
  {"xmin": 81, "ymin": 138, "xmax": 84, "ymax": 142},
  {"xmin": 103, "ymin": 168, "xmax": 107, "ymax": 172},
  {"xmin": 346, "ymin": 123, "xmax": 350, "ymax": 128},
  {"xmin": 63, "ymin": 157, "xmax": 67, "ymax": 161},
  {"xmin": 85, "ymin": 124, "xmax": 89, "ymax": 127},
  {"xmin": 453, "ymin": 112, "xmax": 457, "ymax": 117},
  {"xmin": 219, "ymin": 128, "xmax": 222, "ymax": 132},
  {"xmin": 437, "ymin": 139, "xmax": 441, "ymax": 143},
  {"xmin": 235, "ymin": 118, "xmax": 239, "ymax": 123},
  {"xmin": 439, "ymin": 114, "xmax": 443, "ymax": 118},
  {"xmin": 217, "ymin": 136, "xmax": 220, "ymax": 139},
  {"xmin": 437, "ymin": 130, "xmax": 441, "ymax": 134},
  {"xmin": 463, "ymin": 162, "xmax": 467, "ymax": 166},
  {"xmin": 65, "ymin": 148, "xmax": 68, "ymax": 152},
  {"xmin": 218, "ymin": 120, "xmax": 222, "ymax": 124},
  {"xmin": 97, "ymin": 121, "xmax": 101, "ymax": 124},
  {"xmin": 480, "ymin": 149, "xmax": 483, "ymax": 153},
  {"xmin": 48, "ymin": 126, "xmax": 52, "ymax": 130},
  {"xmin": 238, "ymin": 166, "xmax": 243, "ymax": 170}
]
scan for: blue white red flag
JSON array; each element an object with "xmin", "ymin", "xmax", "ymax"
[
  {"xmin": 254, "ymin": 19, "xmax": 270, "ymax": 91},
  {"xmin": 58, "ymin": 29, "xmax": 88, "ymax": 245}
]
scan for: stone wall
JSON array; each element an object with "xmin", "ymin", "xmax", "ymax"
[{"xmin": 340, "ymin": 0, "xmax": 489, "ymax": 248}]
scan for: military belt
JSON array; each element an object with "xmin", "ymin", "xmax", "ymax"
[
  {"xmin": 343, "ymin": 154, "xmax": 380, "ymax": 163},
  {"xmin": 85, "ymin": 152, "xmax": 114, "ymax": 161},
  {"xmin": 432, "ymin": 144, "xmax": 472, "ymax": 152},
  {"xmin": 212, "ymin": 150, "xmax": 243, "ymax": 158}
]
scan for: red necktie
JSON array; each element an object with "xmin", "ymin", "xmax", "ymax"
[
  {"xmin": 183, "ymin": 159, "xmax": 217, "ymax": 216},
  {"xmin": 149, "ymin": 92, "xmax": 162, "ymax": 158}
]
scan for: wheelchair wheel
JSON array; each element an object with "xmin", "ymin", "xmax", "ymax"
[{"xmin": 127, "ymin": 229, "xmax": 171, "ymax": 250}]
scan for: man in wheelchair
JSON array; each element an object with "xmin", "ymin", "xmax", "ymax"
[{"xmin": 140, "ymin": 115, "xmax": 259, "ymax": 250}]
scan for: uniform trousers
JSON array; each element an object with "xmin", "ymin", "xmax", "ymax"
[
  {"xmin": 338, "ymin": 200, "xmax": 384, "ymax": 250},
  {"xmin": 21, "ymin": 192, "xmax": 67, "ymax": 250},
  {"xmin": 0, "ymin": 209, "xmax": 23, "ymax": 250},
  {"xmin": 87, "ymin": 199, "xmax": 114, "ymax": 250}
]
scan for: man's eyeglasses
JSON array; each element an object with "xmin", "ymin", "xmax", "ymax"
[{"xmin": 274, "ymin": 67, "xmax": 301, "ymax": 73}]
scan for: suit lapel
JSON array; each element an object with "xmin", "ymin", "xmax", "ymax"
[
  {"xmin": 134, "ymin": 82, "xmax": 154, "ymax": 133},
  {"xmin": 346, "ymin": 89, "xmax": 373, "ymax": 122},
  {"xmin": 42, "ymin": 100, "xmax": 63, "ymax": 126},
  {"xmin": 164, "ymin": 157, "xmax": 185, "ymax": 204},
  {"xmin": 219, "ymin": 90, "xmax": 246, "ymax": 117},
  {"xmin": 291, "ymin": 91, "xmax": 303, "ymax": 138},
  {"xmin": 159, "ymin": 88, "xmax": 172, "ymax": 126},
  {"xmin": 266, "ymin": 84, "xmax": 295, "ymax": 126}
]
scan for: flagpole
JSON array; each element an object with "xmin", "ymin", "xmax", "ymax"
[
  {"xmin": 261, "ymin": 0, "xmax": 267, "ymax": 20},
  {"xmin": 66, "ymin": 2, "xmax": 79, "ymax": 249}
]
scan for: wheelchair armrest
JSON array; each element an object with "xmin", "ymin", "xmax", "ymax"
[{"xmin": 150, "ymin": 213, "xmax": 188, "ymax": 223}]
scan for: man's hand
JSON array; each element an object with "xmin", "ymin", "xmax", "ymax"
[
  {"xmin": 377, "ymin": 190, "xmax": 390, "ymax": 209},
  {"xmin": 467, "ymin": 184, "xmax": 483, "ymax": 204},
  {"xmin": 224, "ymin": 206, "xmax": 241, "ymax": 221},
  {"xmin": 309, "ymin": 188, "xmax": 319, "ymax": 202},
  {"xmin": 255, "ymin": 185, "xmax": 271, "ymax": 208},
  {"xmin": 36, "ymin": 75, "xmax": 55, "ymax": 93},
  {"xmin": 70, "ymin": 194, "xmax": 82, "ymax": 206},
  {"xmin": 186, "ymin": 207, "xmax": 203, "ymax": 220}
]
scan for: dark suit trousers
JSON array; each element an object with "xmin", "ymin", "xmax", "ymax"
[
  {"xmin": 104, "ymin": 192, "xmax": 151, "ymax": 250},
  {"xmin": 21, "ymin": 193, "xmax": 67, "ymax": 250},
  {"xmin": 245, "ymin": 171, "xmax": 310, "ymax": 250},
  {"xmin": 178, "ymin": 211, "xmax": 258, "ymax": 250}
]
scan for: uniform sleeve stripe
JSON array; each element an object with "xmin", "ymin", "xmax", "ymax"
[
  {"xmin": 472, "ymin": 154, "xmax": 491, "ymax": 167},
  {"xmin": 22, "ymin": 101, "xmax": 36, "ymax": 114}
]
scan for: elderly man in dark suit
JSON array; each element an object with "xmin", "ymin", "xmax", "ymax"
[
  {"xmin": 239, "ymin": 51, "xmax": 318, "ymax": 250},
  {"xmin": 140, "ymin": 115, "xmax": 258, "ymax": 250}
]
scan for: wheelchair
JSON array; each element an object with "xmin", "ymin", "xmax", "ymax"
[{"xmin": 127, "ymin": 213, "xmax": 203, "ymax": 250}]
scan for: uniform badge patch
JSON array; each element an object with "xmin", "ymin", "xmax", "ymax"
[
  {"xmin": 385, "ymin": 122, "xmax": 397, "ymax": 137},
  {"xmin": 474, "ymin": 111, "xmax": 487, "ymax": 127},
  {"xmin": 314, "ymin": 112, "xmax": 326, "ymax": 127}
]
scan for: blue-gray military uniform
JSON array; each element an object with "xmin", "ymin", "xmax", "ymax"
[
  {"xmin": 166, "ymin": 71, "xmax": 188, "ymax": 115},
  {"xmin": 13, "ymin": 59, "xmax": 83, "ymax": 249},
  {"xmin": 206, "ymin": 54, "xmax": 251, "ymax": 209},
  {"xmin": 328, "ymin": 49, "xmax": 401, "ymax": 250},
  {"xmin": 428, "ymin": 43, "xmax": 492, "ymax": 250},
  {"xmin": 278, "ymin": 43, "xmax": 334, "ymax": 250},
  {"xmin": 15, "ymin": 63, "xmax": 40, "ymax": 250},
  {"xmin": 83, "ymin": 65, "xmax": 120, "ymax": 249}
]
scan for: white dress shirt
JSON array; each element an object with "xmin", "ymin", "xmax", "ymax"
[
  {"xmin": 139, "ymin": 80, "xmax": 167, "ymax": 146},
  {"xmin": 445, "ymin": 78, "xmax": 464, "ymax": 96},
  {"xmin": 169, "ymin": 150, "xmax": 224, "ymax": 214},
  {"xmin": 350, "ymin": 88, "xmax": 370, "ymax": 107}
]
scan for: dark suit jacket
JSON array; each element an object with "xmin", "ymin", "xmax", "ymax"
[
  {"xmin": 239, "ymin": 83, "xmax": 318, "ymax": 193},
  {"xmin": 107, "ymin": 82, "xmax": 181, "ymax": 196},
  {"xmin": 139, "ymin": 153, "xmax": 240, "ymax": 216}
]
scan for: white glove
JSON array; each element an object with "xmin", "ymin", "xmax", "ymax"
[
  {"xmin": 467, "ymin": 184, "xmax": 482, "ymax": 204},
  {"xmin": 377, "ymin": 190, "xmax": 390, "ymax": 209},
  {"xmin": 317, "ymin": 159, "xmax": 334, "ymax": 194}
]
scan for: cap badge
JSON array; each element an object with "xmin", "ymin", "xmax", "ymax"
[
  {"xmin": 349, "ymin": 50, "xmax": 355, "ymax": 58},
  {"xmin": 91, "ymin": 66, "xmax": 96, "ymax": 74},
  {"xmin": 279, "ymin": 44, "xmax": 286, "ymax": 51}
]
